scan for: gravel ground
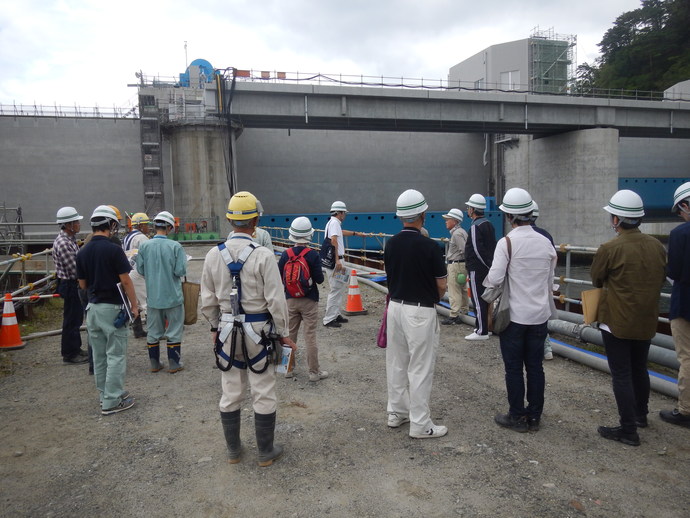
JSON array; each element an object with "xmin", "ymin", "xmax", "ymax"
[{"xmin": 1, "ymin": 245, "xmax": 689, "ymax": 518}]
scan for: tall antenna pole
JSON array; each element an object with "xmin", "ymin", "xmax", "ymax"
[{"xmin": 184, "ymin": 41, "xmax": 188, "ymax": 69}]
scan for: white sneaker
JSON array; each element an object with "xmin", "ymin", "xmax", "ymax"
[
  {"xmin": 387, "ymin": 412, "xmax": 410, "ymax": 428},
  {"xmin": 465, "ymin": 332, "xmax": 489, "ymax": 341},
  {"xmin": 309, "ymin": 370, "xmax": 329, "ymax": 382},
  {"xmin": 544, "ymin": 351, "xmax": 554, "ymax": 360},
  {"xmin": 410, "ymin": 424, "xmax": 448, "ymax": 439}
]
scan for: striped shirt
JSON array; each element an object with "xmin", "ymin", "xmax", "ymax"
[{"xmin": 52, "ymin": 230, "xmax": 80, "ymax": 280}]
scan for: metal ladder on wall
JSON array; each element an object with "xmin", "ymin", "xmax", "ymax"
[{"xmin": 138, "ymin": 95, "xmax": 164, "ymax": 216}]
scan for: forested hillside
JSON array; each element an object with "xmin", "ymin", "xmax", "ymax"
[{"xmin": 576, "ymin": 0, "xmax": 690, "ymax": 93}]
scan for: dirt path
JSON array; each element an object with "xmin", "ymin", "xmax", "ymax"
[{"xmin": 1, "ymin": 246, "xmax": 689, "ymax": 517}]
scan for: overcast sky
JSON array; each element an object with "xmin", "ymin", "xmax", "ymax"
[{"xmin": 0, "ymin": 0, "xmax": 642, "ymax": 109}]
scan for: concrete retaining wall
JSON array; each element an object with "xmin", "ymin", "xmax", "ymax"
[{"xmin": 1, "ymin": 116, "xmax": 142, "ymax": 228}]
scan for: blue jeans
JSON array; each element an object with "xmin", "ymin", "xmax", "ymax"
[
  {"xmin": 57, "ymin": 279, "xmax": 83, "ymax": 359},
  {"xmin": 601, "ymin": 330, "xmax": 650, "ymax": 433},
  {"xmin": 499, "ymin": 321, "xmax": 548, "ymax": 420}
]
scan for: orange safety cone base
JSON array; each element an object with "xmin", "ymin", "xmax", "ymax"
[
  {"xmin": 1, "ymin": 294, "xmax": 26, "ymax": 350},
  {"xmin": 344, "ymin": 271, "xmax": 368, "ymax": 316},
  {"xmin": 343, "ymin": 308, "xmax": 368, "ymax": 316}
]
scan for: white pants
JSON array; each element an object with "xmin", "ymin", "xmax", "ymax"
[
  {"xmin": 129, "ymin": 269, "xmax": 147, "ymax": 319},
  {"xmin": 385, "ymin": 301, "xmax": 440, "ymax": 435},
  {"xmin": 323, "ymin": 267, "xmax": 347, "ymax": 325},
  {"xmin": 219, "ymin": 327, "xmax": 277, "ymax": 415},
  {"xmin": 447, "ymin": 262, "xmax": 469, "ymax": 317}
]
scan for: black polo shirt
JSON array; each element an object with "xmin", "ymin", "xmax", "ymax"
[
  {"xmin": 76, "ymin": 235, "xmax": 131, "ymax": 304},
  {"xmin": 384, "ymin": 227, "xmax": 447, "ymax": 306}
]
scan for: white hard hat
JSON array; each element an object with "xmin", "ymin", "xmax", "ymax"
[
  {"xmin": 603, "ymin": 190, "xmax": 645, "ymax": 219},
  {"xmin": 56, "ymin": 206, "xmax": 83, "ymax": 224},
  {"xmin": 532, "ymin": 201, "xmax": 540, "ymax": 219},
  {"xmin": 153, "ymin": 211, "xmax": 176, "ymax": 227},
  {"xmin": 330, "ymin": 201, "xmax": 348, "ymax": 213},
  {"xmin": 465, "ymin": 194, "xmax": 486, "ymax": 210},
  {"xmin": 499, "ymin": 188, "xmax": 535, "ymax": 215},
  {"xmin": 672, "ymin": 182, "xmax": 690, "ymax": 212},
  {"xmin": 90, "ymin": 205, "xmax": 120, "ymax": 226},
  {"xmin": 442, "ymin": 208, "xmax": 464, "ymax": 223},
  {"xmin": 289, "ymin": 216, "xmax": 314, "ymax": 243},
  {"xmin": 396, "ymin": 189, "xmax": 428, "ymax": 218}
]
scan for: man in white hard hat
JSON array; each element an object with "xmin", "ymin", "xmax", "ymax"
[
  {"xmin": 53, "ymin": 206, "xmax": 88, "ymax": 364},
  {"xmin": 591, "ymin": 189, "xmax": 666, "ymax": 446},
  {"xmin": 484, "ymin": 188, "xmax": 557, "ymax": 433},
  {"xmin": 660, "ymin": 182, "xmax": 690, "ymax": 428},
  {"xmin": 464, "ymin": 194, "xmax": 496, "ymax": 341},
  {"xmin": 136, "ymin": 211, "xmax": 187, "ymax": 373},
  {"xmin": 123, "ymin": 212, "xmax": 150, "ymax": 338},
  {"xmin": 76, "ymin": 205, "xmax": 138, "ymax": 415},
  {"xmin": 441, "ymin": 208, "xmax": 469, "ymax": 325},
  {"xmin": 385, "ymin": 189, "xmax": 448, "ymax": 439},
  {"xmin": 278, "ymin": 216, "xmax": 327, "ymax": 382},
  {"xmin": 321, "ymin": 201, "xmax": 366, "ymax": 328},
  {"xmin": 200, "ymin": 191, "xmax": 296, "ymax": 466}
]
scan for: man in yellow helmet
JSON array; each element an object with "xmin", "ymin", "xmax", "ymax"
[
  {"xmin": 200, "ymin": 191, "xmax": 296, "ymax": 467},
  {"xmin": 123, "ymin": 213, "xmax": 150, "ymax": 338}
]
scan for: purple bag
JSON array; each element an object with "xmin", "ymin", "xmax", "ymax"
[{"xmin": 377, "ymin": 295, "xmax": 390, "ymax": 349}]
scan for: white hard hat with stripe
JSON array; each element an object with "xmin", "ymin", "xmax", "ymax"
[{"xmin": 56, "ymin": 207, "xmax": 83, "ymax": 224}]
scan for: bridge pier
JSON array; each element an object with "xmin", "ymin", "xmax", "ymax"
[
  {"xmin": 500, "ymin": 128, "xmax": 619, "ymax": 248},
  {"xmin": 167, "ymin": 124, "xmax": 232, "ymax": 229}
]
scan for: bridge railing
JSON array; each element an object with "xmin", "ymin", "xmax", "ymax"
[{"xmin": 134, "ymin": 70, "xmax": 690, "ymax": 102}]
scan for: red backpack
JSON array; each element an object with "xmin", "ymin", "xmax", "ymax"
[{"xmin": 283, "ymin": 248, "xmax": 313, "ymax": 298}]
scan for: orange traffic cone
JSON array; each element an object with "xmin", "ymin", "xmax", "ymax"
[
  {"xmin": 344, "ymin": 270, "xmax": 368, "ymax": 316},
  {"xmin": 0, "ymin": 293, "xmax": 26, "ymax": 350}
]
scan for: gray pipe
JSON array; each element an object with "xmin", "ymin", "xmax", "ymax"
[
  {"xmin": 357, "ymin": 276, "xmax": 678, "ymax": 397},
  {"xmin": 555, "ymin": 309, "xmax": 676, "ymax": 352},
  {"xmin": 549, "ymin": 339, "xmax": 679, "ymax": 399},
  {"xmin": 548, "ymin": 319, "xmax": 679, "ymax": 370}
]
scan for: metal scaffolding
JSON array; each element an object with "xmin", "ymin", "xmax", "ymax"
[
  {"xmin": 529, "ymin": 27, "xmax": 576, "ymax": 94},
  {"xmin": 138, "ymin": 94, "xmax": 165, "ymax": 216}
]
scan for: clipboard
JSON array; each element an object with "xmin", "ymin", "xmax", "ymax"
[
  {"xmin": 116, "ymin": 282, "xmax": 135, "ymax": 324},
  {"xmin": 581, "ymin": 288, "xmax": 602, "ymax": 325}
]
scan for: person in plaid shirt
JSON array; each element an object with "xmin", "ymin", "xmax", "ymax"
[{"xmin": 53, "ymin": 206, "xmax": 88, "ymax": 364}]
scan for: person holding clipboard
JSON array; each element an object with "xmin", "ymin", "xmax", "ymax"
[{"xmin": 77, "ymin": 205, "xmax": 139, "ymax": 416}]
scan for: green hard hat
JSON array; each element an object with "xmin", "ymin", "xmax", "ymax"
[{"xmin": 456, "ymin": 273, "xmax": 467, "ymax": 285}]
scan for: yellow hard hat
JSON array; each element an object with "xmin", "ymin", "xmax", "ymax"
[
  {"xmin": 107, "ymin": 205, "xmax": 122, "ymax": 221},
  {"xmin": 226, "ymin": 191, "xmax": 259, "ymax": 221},
  {"xmin": 131, "ymin": 212, "xmax": 150, "ymax": 225}
]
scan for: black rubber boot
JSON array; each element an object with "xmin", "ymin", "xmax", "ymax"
[
  {"xmin": 220, "ymin": 410, "xmax": 242, "ymax": 464},
  {"xmin": 255, "ymin": 411, "xmax": 283, "ymax": 467},
  {"xmin": 132, "ymin": 316, "xmax": 146, "ymax": 338}
]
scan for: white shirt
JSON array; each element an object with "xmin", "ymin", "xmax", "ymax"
[
  {"xmin": 325, "ymin": 217, "xmax": 344, "ymax": 257},
  {"xmin": 485, "ymin": 225, "xmax": 557, "ymax": 325}
]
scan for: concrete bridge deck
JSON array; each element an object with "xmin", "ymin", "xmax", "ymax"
[{"xmin": 229, "ymin": 82, "xmax": 690, "ymax": 138}]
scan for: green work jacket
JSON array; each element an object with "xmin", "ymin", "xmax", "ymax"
[{"xmin": 590, "ymin": 227, "xmax": 666, "ymax": 341}]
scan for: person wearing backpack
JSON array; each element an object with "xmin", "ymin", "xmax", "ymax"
[{"xmin": 278, "ymin": 217, "xmax": 327, "ymax": 382}]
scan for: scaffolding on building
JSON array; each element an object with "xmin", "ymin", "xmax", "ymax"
[
  {"xmin": 529, "ymin": 27, "xmax": 576, "ymax": 94},
  {"xmin": 0, "ymin": 202, "xmax": 25, "ymax": 255},
  {"xmin": 138, "ymin": 94, "xmax": 165, "ymax": 216}
]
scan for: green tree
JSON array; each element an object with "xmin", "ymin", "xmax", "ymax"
[{"xmin": 593, "ymin": 0, "xmax": 690, "ymax": 93}]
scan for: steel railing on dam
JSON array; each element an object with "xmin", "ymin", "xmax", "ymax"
[
  {"xmin": 136, "ymin": 70, "xmax": 690, "ymax": 102},
  {"xmin": 0, "ymin": 103, "xmax": 138, "ymax": 119}
]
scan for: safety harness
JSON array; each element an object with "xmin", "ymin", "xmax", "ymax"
[{"xmin": 214, "ymin": 236, "xmax": 279, "ymax": 373}]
